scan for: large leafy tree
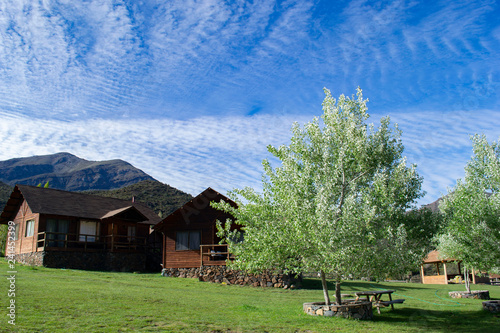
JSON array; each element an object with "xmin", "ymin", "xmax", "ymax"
[
  {"xmin": 213, "ymin": 88, "xmax": 430, "ymax": 305},
  {"xmin": 437, "ymin": 134, "xmax": 500, "ymax": 292}
]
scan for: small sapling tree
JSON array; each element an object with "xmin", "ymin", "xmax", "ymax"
[
  {"xmin": 213, "ymin": 88, "xmax": 430, "ymax": 306},
  {"xmin": 437, "ymin": 134, "xmax": 500, "ymax": 292}
]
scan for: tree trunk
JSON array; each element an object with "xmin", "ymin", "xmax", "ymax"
[
  {"xmin": 335, "ymin": 275, "xmax": 342, "ymax": 305},
  {"xmin": 464, "ymin": 268, "xmax": 471, "ymax": 293},
  {"xmin": 320, "ymin": 270, "xmax": 331, "ymax": 306}
]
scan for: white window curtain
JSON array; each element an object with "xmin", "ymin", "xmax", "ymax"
[
  {"xmin": 25, "ymin": 220, "xmax": 35, "ymax": 237},
  {"xmin": 79, "ymin": 221, "xmax": 97, "ymax": 242}
]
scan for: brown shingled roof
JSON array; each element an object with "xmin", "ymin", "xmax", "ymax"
[
  {"xmin": 154, "ymin": 187, "xmax": 236, "ymax": 231},
  {"xmin": 0, "ymin": 185, "xmax": 161, "ymax": 225}
]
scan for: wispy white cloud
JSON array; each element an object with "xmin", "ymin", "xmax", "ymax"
[
  {"xmin": 0, "ymin": 111, "xmax": 308, "ymax": 196},
  {"xmin": 0, "ymin": 0, "xmax": 499, "ymax": 207},
  {"xmin": 392, "ymin": 108, "xmax": 500, "ymax": 202},
  {"xmin": 1, "ymin": 106, "xmax": 498, "ymax": 205}
]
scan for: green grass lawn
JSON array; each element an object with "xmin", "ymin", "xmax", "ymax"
[{"xmin": 1, "ymin": 261, "xmax": 498, "ymax": 332}]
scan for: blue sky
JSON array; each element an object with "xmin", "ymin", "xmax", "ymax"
[{"xmin": 0, "ymin": 0, "xmax": 499, "ymax": 205}]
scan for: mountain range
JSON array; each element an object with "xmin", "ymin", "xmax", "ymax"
[
  {"xmin": 0, "ymin": 153, "xmax": 193, "ymax": 217},
  {"xmin": 0, "ymin": 152, "xmax": 155, "ymax": 192}
]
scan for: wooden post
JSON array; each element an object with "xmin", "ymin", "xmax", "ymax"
[
  {"xmin": 162, "ymin": 232, "xmax": 166, "ymax": 268},
  {"xmin": 472, "ymin": 268, "xmax": 477, "ymax": 285},
  {"xmin": 200, "ymin": 245, "xmax": 204, "ymax": 267},
  {"xmin": 443, "ymin": 262, "xmax": 448, "ymax": 284},
  {"xmin": 111, "ymin": 222, "xmax": 115, "ymax": 252},
  {"xmin": 420, "ymin": 265, "xmax": 425, "ymax": 284}
]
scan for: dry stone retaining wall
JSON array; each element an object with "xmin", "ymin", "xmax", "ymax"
[
  {"xmin": 12, "ymin": 252, "xmax": 44, "ymax": 266},
  {"xmin": 161, "ymin": 265, "xmax": 301, "ymax": 289}
]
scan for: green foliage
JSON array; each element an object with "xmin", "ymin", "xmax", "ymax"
[
  {"xmin": 213, "ymin": 88, "xmax": 431, "ymax": 303},
  {"xmin": 36, "ymin": 181, "xmax": 50, "ymax": 188},
  {"xmin": 0, "ymin": 181, "xmax": 13, "ymax": 256},
  {"xmin": 437, "ymin": 134, "xmax": 500, "ymax": 274},
  {"xmin": 86, "ymin": 180, "xmax": 193, "ymax": 217}
]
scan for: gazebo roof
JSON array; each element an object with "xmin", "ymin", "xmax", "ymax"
[{"xmin": 423, "ymin": 250, "xmax": 458, "ymax": 264}]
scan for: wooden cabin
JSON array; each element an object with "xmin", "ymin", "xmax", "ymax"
[
  {"xmin": 0, "ymin": 185, "xmax": 161, "ymax": 271},
  {"xmin": 154, "ymin": 187, "xmax": 238, "ymax": 269},
  {"xmin": 421, "ymin": 250, "xmax": 490, "ymax": 284}
]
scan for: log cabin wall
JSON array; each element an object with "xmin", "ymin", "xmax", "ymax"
[
  {"xmin": 159, "ymin": 188, "xmax": 236, "ymax": 269},
  {"xmin": 1, "ymin": 184, "xmax": 161, "ymax": 271},
  {"xmin": 11, "ymin": 199, "xmax": 39, "ymax": 254},
  {"xmin": 164, "ymin": 225, "xmax": 213, "ymax": 268}
]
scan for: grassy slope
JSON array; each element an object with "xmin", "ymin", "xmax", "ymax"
[
  {"xmin": 1, "ymin": 261, "xmax": 498, "ymax": 332},
  {"xmin": 85, "ymin": 180, "xmax": 193, "ymax": 218}
]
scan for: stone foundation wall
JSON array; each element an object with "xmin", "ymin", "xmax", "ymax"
[
  {"xmin": 13, "ymin": 252, "xmax": 44, "ymax": 266},
  {"xmin": 10, "ymin": 251, "xmax": 147, "ymax": 272},
  {"xmin": 161, "ymin": 266, "xmax": 301, "ymax": 289},
  {"xmin": 43, "ymin": 251, "xmax": 147, "ymax": 271}
]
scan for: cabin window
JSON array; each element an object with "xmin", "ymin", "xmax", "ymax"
[
  {"xmin": 79, "ymin": 221, "xmax": 98, "ymax": 242},
  {"xmin": 127, "ymin": 226, "xmax": 136, "ymax": 242},
  {"xmin": 25, "ymin": 219, "xmax": 35, "ymax": 237},
  {"xmin": 46, "ymin": 219, "xmax": 70, "ymax": 247},
  {"xmin": 176, "ymin": 230, "xmax": 201, "ymax": 251},
  {"xmin": 13, "ymin": 223, "xmax": 19, "ymax": 240}
]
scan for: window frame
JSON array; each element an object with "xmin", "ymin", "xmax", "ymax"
[
  {"xmin": 175, "ymin": 230, "xmax": 201, "ymax": 251},
  {"xmin": 14, "ymin": 223, "xmax": 19, "ymax": 241},
  {"xmin": 25, "ymin": 219, "xmax": 35, "ymax": 237},
  {"xmin": 79, "ymin": 220, "xmax": 99, "ymax": 242}
]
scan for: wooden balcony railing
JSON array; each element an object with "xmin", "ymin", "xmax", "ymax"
[
  {"xmin": 200, "ymin": 244, "xmax": 233, "ymax": 266},
  {"xmin": 37, "ymin": 232, "xmax": 146, "ymax": 252}
]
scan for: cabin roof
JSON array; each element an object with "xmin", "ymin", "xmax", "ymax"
[
  {"xmin": 154, "ymin": 187, "xmax": 236, "ymax": 231},
  {"xmin": 0, "ymin": 185, "xmax": 161, "ymax": 225}
]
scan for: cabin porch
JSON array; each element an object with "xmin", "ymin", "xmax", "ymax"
[{"xmin": 36, "ymin": 231, "xmax": 147, "ymax": 253}]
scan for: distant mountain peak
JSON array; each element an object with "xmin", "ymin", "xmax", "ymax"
[{"xmin": 0, "ymin": 152, "xmax": 155, "ymax": 191}]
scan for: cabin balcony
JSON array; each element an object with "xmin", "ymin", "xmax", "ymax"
[
  {"xmin": 200, "ymin": 244, "xmax": 234, "ymax": 266},
  {"xmin": 36, "ymin": 231, "xmax": 147, "ymax": 253}
]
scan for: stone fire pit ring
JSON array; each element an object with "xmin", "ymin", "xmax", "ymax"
[
  {"xmin": 303, "ymin": 300, "xmax": 373, "ymax": 320},
  {"xmin": 483, "ymin": 300, "xmax": 500, "ymax": 313},
  {"xmin": 448, "ymin": 290, "xmax": 490, "ymax": 299}
]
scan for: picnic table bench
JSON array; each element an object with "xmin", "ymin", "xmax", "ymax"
[{"xmin": 354, "ymin": 290, "xmax": 405, "ymax": 314}]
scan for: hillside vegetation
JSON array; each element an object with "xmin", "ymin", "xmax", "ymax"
[
  {"xmin": 86, "ymin": 179, "xmax": 193, "ymax": 218},
  {"xmin": 0, "ymin": 180, "xmax": 11, "ymax": 212}
]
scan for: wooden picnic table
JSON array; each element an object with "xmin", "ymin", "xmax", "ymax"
[{"xmin": 354, "ymin": 290, "xmax": 405, "ymax": 314}]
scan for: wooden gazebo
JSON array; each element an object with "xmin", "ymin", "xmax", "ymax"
[{"xmin": 421, "ymin": 250, "xmax": 489, "ymax": 284}]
